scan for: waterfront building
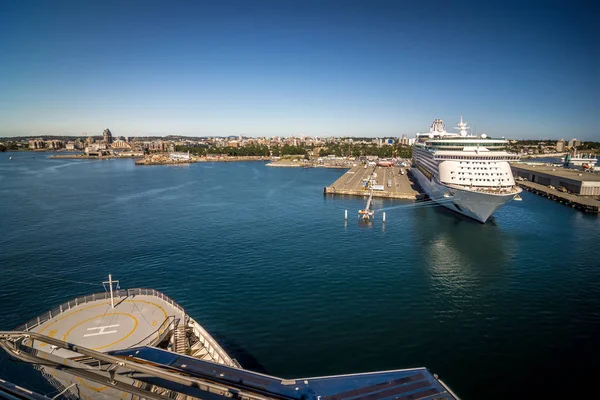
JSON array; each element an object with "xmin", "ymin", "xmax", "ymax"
[
  {"xmin": 512, "ymin": 164, "xmax": 600, "ymax": 195},
  {"xmin": 85, "ymin": 143, "xmax": 109, "ymax": 156},
  {"xmin": 556, "ymin": 139, "xmax": 565, "ymax": 152},
  {"xmin": 28, "ymin": 139, "xmax": 45, "ymax": 149},
  {"xmin": 568, "ymin": 138, "xmax": 581, "ymax": 148},
  {"xmin": 169, "ymin": 151, "xmax": 191, "ymax": 161},
  {"xmin": 46, "ymin": 140, "xmax": 64, "ymax": 149},
  {"xmin": 103, "ymin": 128, "xmax": 113, "ymax": 144},
  {"xmin": 111, "ymin": 139, "xmax": 132, "ymax": 150}
]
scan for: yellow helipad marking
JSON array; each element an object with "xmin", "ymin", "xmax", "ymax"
[
  {"xmin": 38, "ymin": 302, "xmax": 110, "ymax": 335},
  {"xmin": 62, "ymin": 313, "xmax": 139, "ymax": 351},
  {"xmin": 27, "ymin": 298, "xmax": 174, "ymax": 392},
  {"xmin": 77, "ymin": 376, "xmax": 108, "ymax": 392},
  {"xmin": 34, "ymin": 298, "xmax": 170, "ymax": 353},
  {"xmin": 122, "ymin": 299, "xmax": 168, "ymax": 320}
]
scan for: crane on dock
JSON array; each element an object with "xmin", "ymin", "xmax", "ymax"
[{"xmin": 358, "ymin": 189, "xmax": 375, "ymax": 221}]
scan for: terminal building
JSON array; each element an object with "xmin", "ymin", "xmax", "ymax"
[{"xmin": 511, "ymin": 164, "xmax": 600, "ymax": 196}]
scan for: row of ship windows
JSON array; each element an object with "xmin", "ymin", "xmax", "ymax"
[
  {"xmin": 453, "ymin": 172, "xmax": 509, "ymax": 176},
  {"xmin": 429, "ymin": 143, "xmax": 506, "ymax": 147},
  {"xmin": 459, "ymin": 166, "xmax": 504, "ymax": 170},
  {"xmin": 451, "ymin": 177, "xmax": 508, "ymax": 182},
  {"xmin": 435, "ymin": 156, "xmax": 514, "ymax": 160},
  {"xmin": 451, "ymin": 171, "xmax": 509, "ymax": 175},
  {"xmin": 433, "ymin": 158, "xmax": 516, "ymax": 162}
]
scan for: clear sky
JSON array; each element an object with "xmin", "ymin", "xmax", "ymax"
[{"xmin": 1, "ymin": 0, "xmax": 598, "ymax": 139}]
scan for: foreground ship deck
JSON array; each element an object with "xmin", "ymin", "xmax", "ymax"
[
  {"xmin": 26, "ymin": 293, "xmax": 182, "ymax": 357},
  {"xmin": 11, "ymin": 286, "xmax": 236, "ymax": 366},
  {"xmin": 0, "ymin": 278, "xmax": 459, "ymax": 400}
]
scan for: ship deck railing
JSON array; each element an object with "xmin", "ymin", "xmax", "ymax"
[
  {"xmin": 445, "ymin": 183, "xmax": 521, "ymax": 194},
  {"xmin": 14, "ymin": 288, "xmax": 184, "ymax": 332},
  {"xmin": 12, "ymin": 288, "xmax": 237, "ymax": 367}
]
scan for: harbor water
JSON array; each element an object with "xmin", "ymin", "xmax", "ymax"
[{"xmin": 1, "ymin": 153, "xmax": 599, "ymax": 399}]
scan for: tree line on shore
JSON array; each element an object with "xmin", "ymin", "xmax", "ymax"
[
  {"xmin": 175, "ymin": 144, "xmax": 307, "ymax": 157},
  {"xmin": 318, "ymin": 143, "xmax": 412, "ymax": 159},
  {"xmin": 0, "ymin": 142, "xmax": 21, "ymax": 151},
  {"xmin": 175, "ymin": 143, "xmax": 412, "ymax": 158}
]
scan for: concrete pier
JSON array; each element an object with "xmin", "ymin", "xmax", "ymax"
[
  {"xmin": 517, "ymin": 180, "xmax": 599, "ymax": 214},
  {"xmin": 324, "ymin": 165, "xmax": 424, "ymax": 200},
  {"xmin": 511, "ymin": 163, "xmax": 600, "ymax": 214}
]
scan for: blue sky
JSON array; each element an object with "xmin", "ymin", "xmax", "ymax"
[{"xmin": 1, "ymin": 0, "xmax": 598, "ymax": 139}]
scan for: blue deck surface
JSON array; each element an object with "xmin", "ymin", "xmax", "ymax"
[{"xmin": 110, "ymin": 347, "xmax": 456, "ymax": 400}]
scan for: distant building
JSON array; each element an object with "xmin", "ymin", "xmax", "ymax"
[
  {"xmin": 386, "ymin": 138, "xmax": 395, "ymax": 145},
  {"xmin": 400, "ymin": 134, "xmax": 409, "ymax": 146},
  {"xmin": 111, "ymin": 140, "xmax": 132, "ymax": 150},
  {"xmin": 46, "ymin": 140, "xmax": 64, "ymax": 149},
  {"xmin": 103, "ymin": 128, "xmax": 113, "ymax": 144},
  {"xmin": 85, "ymin": 143, "xmax": 109, "ymax": 156},
  {"xmin": 556, "ymin": 139, "xmax": 565, "ymax": 152},
  {"xmin": 568, "ymin": 138, "xmax": 581, "ymax": 148},
  {"xmin": 28, "ymin": 139, "xmax": 45, "ymax": 149},
  {"xmin": 169, "ymin": 151, "xmax": 190, "ymax": 161}
]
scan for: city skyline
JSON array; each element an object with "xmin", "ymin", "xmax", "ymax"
[{"xmin": 1, "ymin": 1, "xmax": 598, "ymax": 139}]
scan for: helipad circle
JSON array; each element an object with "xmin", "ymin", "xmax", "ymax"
[{"xmin": 62, "ymin": 312, "xmax": 139, "ymax": 350}]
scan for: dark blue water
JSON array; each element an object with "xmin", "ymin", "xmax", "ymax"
[{"xmin": 1, "ymin": 153, "xmax": 599, "ymax": 399}]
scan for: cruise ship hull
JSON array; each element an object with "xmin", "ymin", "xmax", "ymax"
[{"xmin": 412, "ymin": 167, "xmax": 520, "ymax": 223}]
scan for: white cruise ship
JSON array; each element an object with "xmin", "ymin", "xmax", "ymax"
[{"xmin": 411, "ymin": 117, "xmax": 522, "ymax": 223}]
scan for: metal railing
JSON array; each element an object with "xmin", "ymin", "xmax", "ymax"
[
  {"xmin": 0, "ymin": 332, "xmax": 275, "ymax": 400},
  {"xmin": 128, "ymin": 315, "xmax": 179, "ymax": 349},
  {"xmin": 13, "ymin": 288, "xmax": 185, "ymax": 332},
  {"xmin": 190, "ymin": 320, "xmax": 236, "ymax": 367},
  {"xmin": 11, "ymin": 287, "xmax": 238, "ymax": 368}
]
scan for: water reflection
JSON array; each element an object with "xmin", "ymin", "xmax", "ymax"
[{"xmin": 417, "ymin": 205, "xmax": 515, "ymax": 297}]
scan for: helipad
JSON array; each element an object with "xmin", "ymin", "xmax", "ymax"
[{"xmin": 23, "ymin": 290, "xmax": 185, "ymax": 358}]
